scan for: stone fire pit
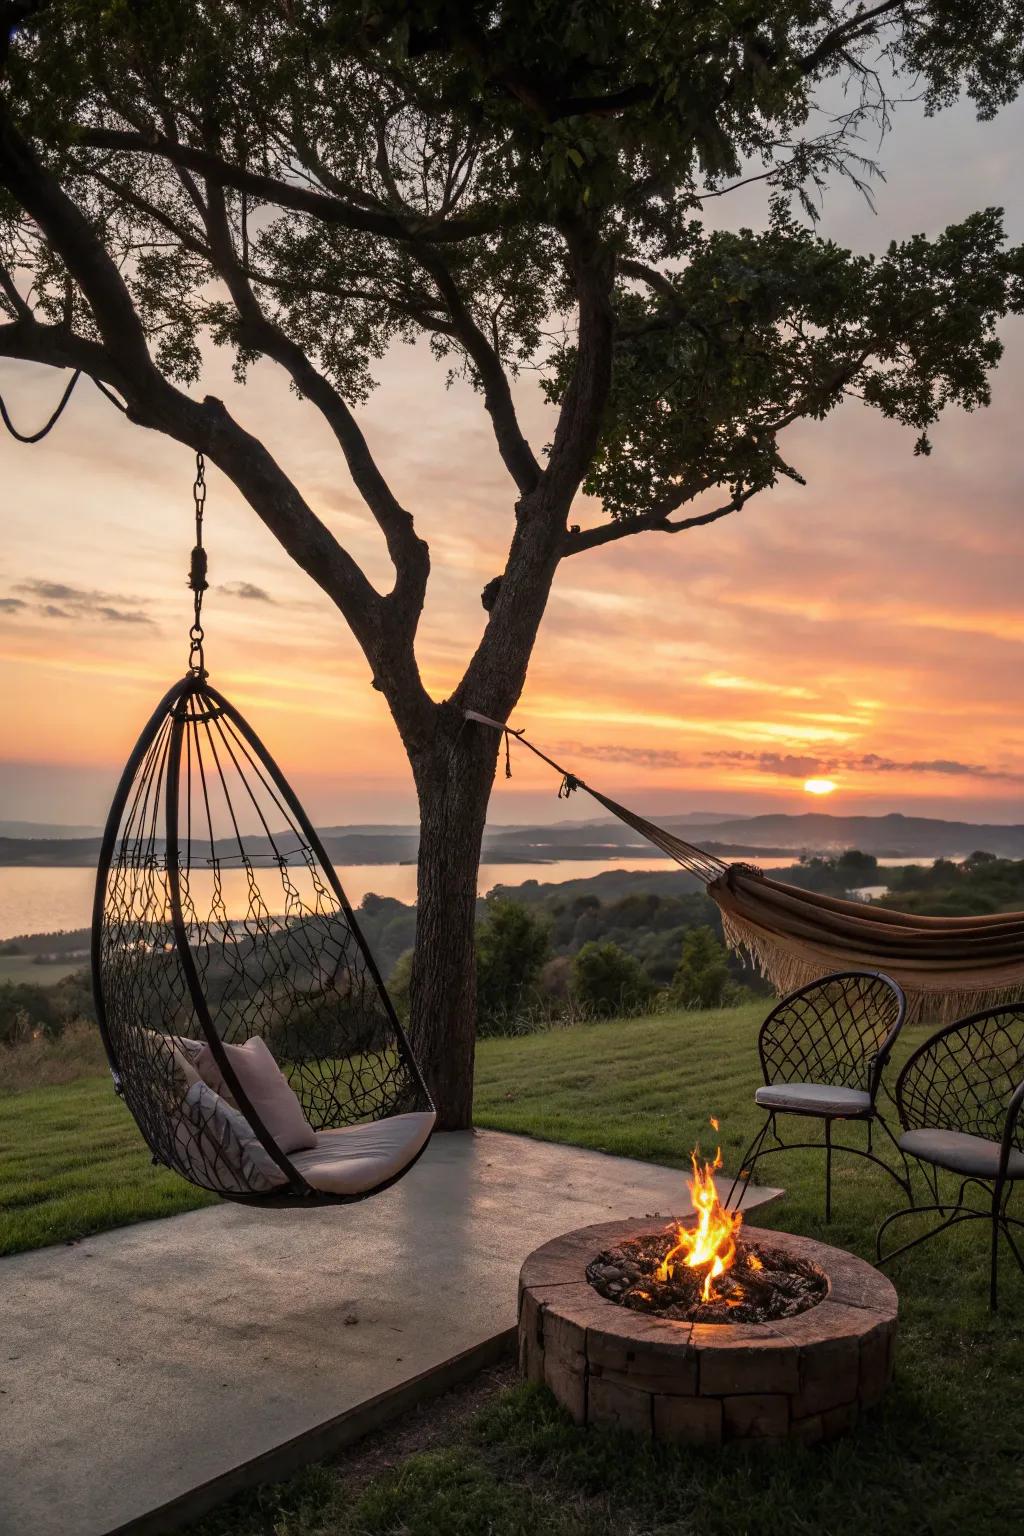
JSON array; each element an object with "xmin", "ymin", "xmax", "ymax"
[{"xmin": 518, "ymin": 1218, "xmax": 897, "ymax": 1445}]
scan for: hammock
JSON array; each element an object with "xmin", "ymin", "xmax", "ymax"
[{"xmin": 467, "ymin": 712, "xmax": 1024, "ymax": 1024}]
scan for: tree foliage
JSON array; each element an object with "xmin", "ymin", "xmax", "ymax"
[
  {"xmin": 476, "ymin": 896, "xmax": 551, "ymax": 1026},
  {"xmin": 670, "ymin": 923, "xmax": 730, "ymax": 1009},
  {"xmin": 571, "ymin": 938, "xmax": 655, "ymax": 1015}
]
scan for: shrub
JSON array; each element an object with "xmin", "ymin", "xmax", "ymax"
[
  {"xmin": 0, "ymin": 1020, "xmax": 108, "ymax": 1093},
  {"xmin": 571, "ymin": 941, "xmax": 655, "ymax": 1017},
  {"xmin": 0, "ymin": 981, "xmax": 64, "ymax": 1045},
  {"xmin": 538, "ymin": 954, "xmax": 573, "ymax": 1001},
  {"xmin": 387, "ymin": 949, "xmax": 414, "ymax": 1022},
  {"xmin": 476, "ymin": 898, "xmax": 551, "ymax": 1033},
  {"xmin": 670, "ymin": 925, "xmax": 730, "ymax": 1009}
]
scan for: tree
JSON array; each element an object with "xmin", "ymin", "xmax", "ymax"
[
  {"xmin": 572, "ymin": 940, "xmax": 654, "ymax": 1016},
  {"xmin": 835, "ymin": 850, "xmax": 879, "ymax": 886},
  {"xmin": 0, "ymin": 979, "xmax": 62, "ymax": 1044},
  {"xmin": 476, "ymin": 896, "xmax": 550, "ymax": 1028},
  {"xmin": 1, "ymin": 4, "xmax": 1023, "ymax": 1125},
  {"xmin": 670, "ymin": 925, "xmax": 730, "ymax": 1009}
]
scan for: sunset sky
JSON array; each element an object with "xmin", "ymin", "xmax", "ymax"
[{"xmin": 1, "ymin": 92, "xmax": 1022, "ymax": 830}]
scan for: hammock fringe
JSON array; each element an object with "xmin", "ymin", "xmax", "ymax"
[{"xmin": 720, "ymin": 908, "xmax": 1024, "ymax": 1025}]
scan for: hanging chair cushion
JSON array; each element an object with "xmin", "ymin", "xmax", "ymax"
[
  {"xmin": 175, "ymin": 1081, "xmax": 287, "ymax": 1194},
  {"xmin": 195, "ymin": 1036, "xmax": 318, "ymax": 1155},
  {"xmin": 143, "ymin": 1030, "xmax": 205, "ymax": 1099},
  {"xmin": 287, "ymin": 1111, "xmax": 436, "ymax": 1197},
  {"xmin": 147, "ymin": 1034, "xmax": 204, "ymax": 1103}
]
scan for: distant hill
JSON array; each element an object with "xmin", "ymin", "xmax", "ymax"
[
  {"xmin": 684, "ymin": 812, "xmax": 1024, "ymax": 859},
  {"xmin": 1, "ymin": 810, "xmax": 1021, "ymax": 866},
  {"xmin": 0, "ymin": 820, "xmax": 103, "ymax": 839},
  {"xmin": 0, "ymin": 837, "xmax": 106, "ymax": 866}
]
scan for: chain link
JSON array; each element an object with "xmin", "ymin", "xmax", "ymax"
[{"xmin": 188, "ymin": 451, "xmax": 209, "ymax": 676}]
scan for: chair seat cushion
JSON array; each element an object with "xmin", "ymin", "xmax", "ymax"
[
  {"xmin": 755, "ymin": 1082, "xmax": 873, "ymax": 1117},
  {"xmin": 899, "ymin": 1128, "xmax": 1024, "ymax": 1180},
  {"xmin": 289, "ymin": 1111, "xmax": 436, "ymax": 1196}
]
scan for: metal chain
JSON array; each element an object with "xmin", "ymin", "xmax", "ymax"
[{"xmin": 188, "ymin": 451, "xmax": 209, "ymax": 676}]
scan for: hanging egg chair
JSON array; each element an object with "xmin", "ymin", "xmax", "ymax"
[{"xmin": 91, "ymin": 457, "xmax": 434, "ymax": 1206}]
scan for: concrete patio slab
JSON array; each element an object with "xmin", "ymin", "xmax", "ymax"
[{"xmin": 0, "ymin": 1130, "xmax": 781, "ymax": 1536}]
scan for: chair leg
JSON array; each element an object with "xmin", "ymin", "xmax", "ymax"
[
  {"xmin": 877, "ymin": 1201, "xmax": 984, "ymax": 1266},
  {"xmin": 877, "ymin": 1169, "xmax": 1017, "ymax": 1311},
  {"xmin": 1000, "ymin": 1215, "xmax": 1024, "ymax": 1275},
  {"xmin": 825, "ymin": 1118, "xmax": 833, "ymax": 1223},
  {"xmin": 726, "ymin": 1115, "xmax": 773, "ymax": 1211},
  {"xmin": 871, "ymin": 1109, "xmax": 915, "ymax": 1203},
  {"xmin": 991, "ymin": 1178, "xmax": 1006, "ymax": 1312}
]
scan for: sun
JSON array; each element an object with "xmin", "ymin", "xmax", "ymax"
[{"xmin": 803, "ymin": 778, "xmax": 838, "ymax": 796}]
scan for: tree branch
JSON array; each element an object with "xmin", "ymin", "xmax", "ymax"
[
  {"xmin": 562, "ymin": 482, "xmax": 764, "ymax": 555},
  {"xmin": 75, "ymin": 128, "xmax": 514, "ymax": 244},
  {"xmin": 200, "ymin": 181, "xmax": 431, "ymax": 648},
  {"xmin": 455, "ymin": 222, "xmax": 616, "ymax": 718},
  {"xmin": 798, "ymin": 1, "xmax": 907, "ymax": 76},
  {"xmin": 408, "ymin": 244, "xmax": 541, "ymax": 495},
  {"xmin": 542, "ymin": 223, "xmax": 617, "ymax": 504},
  {"xmin": 367, "ymin": 123, "xmax": 540, "ymax": 495},
  {"xmin": 0, "ymin": 109, "xmax": 428, "ymax": 724}
]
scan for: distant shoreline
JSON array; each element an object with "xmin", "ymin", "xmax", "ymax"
[{"xmin": 0, "ymin": 843, "xmax": 793, "ymax": 869}]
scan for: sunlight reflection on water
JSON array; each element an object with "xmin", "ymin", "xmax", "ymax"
[{"xmin": 0, "ymin": 854, "xmax": 936, "ymax": 941}]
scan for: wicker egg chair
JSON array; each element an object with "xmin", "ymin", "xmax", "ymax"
[{"xmin": 91, "ymin": 457, "xmax": 433, "ymax": 1206}]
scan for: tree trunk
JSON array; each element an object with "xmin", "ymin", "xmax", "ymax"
[{"xmin": 407, "ymin": 708, "xmax": 500, "ymax": 1129}]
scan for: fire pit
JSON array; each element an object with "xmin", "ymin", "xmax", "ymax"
[{"xmin": 518, "ymin": 1147, "xmax": 897, "ymax": 1445}]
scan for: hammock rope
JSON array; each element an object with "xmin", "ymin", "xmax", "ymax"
[
  {"xmin": 0, "ymin": 369, "xmax": 127, "ymax": 443},
  {"xmin": 466, "ymin": 711, "xmax": 1024, "ymax": 1023},
  {"xmin": 463, "ymin": 710, "xmax": 731, "ymax": 884}
]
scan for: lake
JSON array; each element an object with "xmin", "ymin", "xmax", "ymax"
[{"xmin": 0, "ymin": 855, "xmax": 930, "ymax": 941}]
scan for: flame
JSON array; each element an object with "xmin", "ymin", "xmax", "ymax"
[{"xmin": 656, "ymin": 1144, "xmax": 743, "ymax": 1303}]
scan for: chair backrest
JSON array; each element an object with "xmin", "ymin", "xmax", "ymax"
[
  {"xmin": 758, "ymin": 971, "xmax": 906, "ymax": 1096},
  {"xmin": 896, "ymin": 1003, "xmax": 1024, "ymax": 1151}
]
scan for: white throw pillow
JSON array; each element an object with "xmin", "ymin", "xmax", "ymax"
[
  {"xmin": 194, "ymin": 1035, "xmax": 317, "ymax": 1154},
  {"xmin": 174, "ymin": 1080, "xmax": 286, "ymax": 1194}
]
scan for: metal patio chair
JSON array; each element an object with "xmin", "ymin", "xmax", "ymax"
[
  {"xmin": 727, "ymin": 971, "xmax": 909, "ymax": 1221},
  {"xmin": 877, "ymin": 1003, "xmax": 1024, "ymax": 1310}
]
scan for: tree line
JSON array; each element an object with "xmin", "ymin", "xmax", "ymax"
[{"xmin": 4, "ymin": 854, "xmax": 1022, "ymax": 1050}]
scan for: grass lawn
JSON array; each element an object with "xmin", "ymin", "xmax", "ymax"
[
  {"xmin": 0, "ymin": 1075, "xmax": 214, "ymax": 1254},
  {"xmin": 0, "ymin": 954, "xmax": 86, "ymax": 986},
  {"xmin": 4, "ymin": 1003, "xmax": 1021, "ymax": 1534}
]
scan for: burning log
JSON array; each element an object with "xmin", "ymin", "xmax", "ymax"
[{"xmin": 585, "ymin": 1129, "xmax": 825, "ymax": 1324}]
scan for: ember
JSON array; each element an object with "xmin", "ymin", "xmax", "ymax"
[
  {"xmin": 585, "ymin": 1229, "xmax": 826, "ymax": 1324},
  {"xmin": 585, "ymin": 1121, "xmax": 826, "ymax": 1324}
]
